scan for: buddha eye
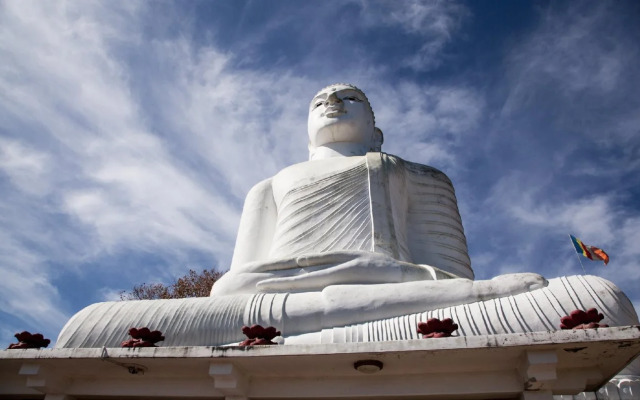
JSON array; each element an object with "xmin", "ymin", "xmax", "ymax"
[
  {"xmin": 344, "ymin": 96, "xmax": 362, "ymax": 102},
  {"xmin": 313, "ymin": 101, "xmax": 324, "ymax": 109}
]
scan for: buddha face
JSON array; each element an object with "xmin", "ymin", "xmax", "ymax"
[{"xmin": 308, "ymin": 84, "xmax": 375, "ymax": 149}]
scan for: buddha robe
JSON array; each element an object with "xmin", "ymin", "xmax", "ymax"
[{"xmin": 219, "ymin": 152, "xmax": 473, "ymax": 295}]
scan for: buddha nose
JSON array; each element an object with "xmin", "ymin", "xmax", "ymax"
[{"xmin": 326, "ymin": 92, "xmax": 342, "ymax": 105}]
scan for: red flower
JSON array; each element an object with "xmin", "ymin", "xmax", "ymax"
[
  {"xmin": 7, "ymin": 331, "xmax": 50, "ymax": 349},
  {"xmin": 560, "ymin": 308, "xmax": 608, "ymax": 330},
  {"xmin": 121, "ymin": 327, "xmax": 165, "ymax": 347},
  {"xmin": 417, "ymin": 318, "xmax": 459, "ymax": 338},
  {"xmin": 239, "ymin": 324, "xmax": 281, "ymax": 346}
]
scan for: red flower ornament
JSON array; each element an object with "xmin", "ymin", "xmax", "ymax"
[
  {"xmin": 121, "ymin": 327, "xmax": 165, "ymax": 347},
  {"xmin": 239, "ymin": 324, "xmax": 281, "ymax": 346},
  {"xmin": 560, "ymin": 308, "xmax": 608, "ymax": 330},
  {"xmin": 417, "ymin": 318, "xmax": 458, "ymax": 338},
  {"xmin": 7, "ymin": 331, "xmax": 51, "ymax": 349}
]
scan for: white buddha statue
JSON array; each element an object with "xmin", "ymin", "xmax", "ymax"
[
  {"xmin": 56, "ymin": 84, "xmax": 638, "ymax": 358},
  {"xmin": 212, "ymin": 83, "xmax": 543, "ymax": 296}
]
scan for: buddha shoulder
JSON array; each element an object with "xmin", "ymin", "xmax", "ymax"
[
  {"xmin": 271, "ymin": 156, "xmax": 367, "ymax": 199},
  {"xmin": 379, "ymin": 153, "xmax": 453, "ymax": 186}
]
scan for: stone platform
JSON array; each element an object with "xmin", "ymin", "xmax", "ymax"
[{"xmin": 1, "ymin": 326, "xmax": 639, "ymax": 400}]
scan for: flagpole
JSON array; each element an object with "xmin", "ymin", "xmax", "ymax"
[
  {"xmin": 568, "ymin": 235, "xmax": 587, "ymax": 275},
  {"xmin": 573, "ymin": 252, "xmax": 587, "ymax": 275}
]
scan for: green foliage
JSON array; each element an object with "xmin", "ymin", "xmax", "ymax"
[{"xmin": 120, "ymin": 269, "xmax": 224, "ymax": 300}]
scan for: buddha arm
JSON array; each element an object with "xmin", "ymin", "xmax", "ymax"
[
  {"xmin": 403, "ymin": 161, "xmax": 473, "ymax": 280},
  {"xmin": 229, "ymin": 178, "xmax": 277, "ymax": 271}
]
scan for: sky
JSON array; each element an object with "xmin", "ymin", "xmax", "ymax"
[{"xmin": 1, "ymin": 0, "xmax": 639, "ymax": 345}]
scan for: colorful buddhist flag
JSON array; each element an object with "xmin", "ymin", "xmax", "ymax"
[{"xmin": 570, "ymin": 235, "xmax": 609, "ymax": 265}]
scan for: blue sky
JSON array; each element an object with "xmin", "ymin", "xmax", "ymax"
[{"xmin": 1, "ymin": 1, "xmax": 639, "ymax": 345}]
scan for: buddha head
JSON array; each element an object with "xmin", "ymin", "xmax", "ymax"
[{"xmin": 308, "ymin": 83, "xmax": 383, "ymax": 160}]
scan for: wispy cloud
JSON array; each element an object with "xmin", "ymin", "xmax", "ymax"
[
  {"xmin": 502, "ymin": 3, "xmax": 640, "ymax": 143},
  {"xmin": 487, "ymin": 173, "xmax": 616, "ymax": 241},
  {"xmin": 360, "ymin": 0, "xmax": 470, "ymax": 71},
  {"xmin": 0, "ymin": 138, "xmax": 52, "ymax": 195},
  {"xmin": 0, "ymin": 1, "xmax": 248, "ymax": 337},
  {"xmin": 369, "ymin": 83, "xmax": 484, "ymax": 172}
]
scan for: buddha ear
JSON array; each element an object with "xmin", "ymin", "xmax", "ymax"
[{"xmin": 370, "ymin": 128, "xmax": 384, "ymax": 152}]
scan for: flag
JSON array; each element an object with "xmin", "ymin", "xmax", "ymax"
[{"xmin": 570, "ymin": 235, "xmax": 610, "ymax": 265}]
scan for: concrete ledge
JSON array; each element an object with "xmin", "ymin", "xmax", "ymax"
[{"xmin": 1, "ymin": 326, "xmax": 639, "ymax": 399}]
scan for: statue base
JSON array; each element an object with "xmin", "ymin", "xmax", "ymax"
[{"xmin": 2, "ymin": 327, "xmax": 639, "ymax": 399}]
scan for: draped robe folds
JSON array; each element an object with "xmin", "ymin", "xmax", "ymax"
[
  {"xmin": 268, "ymin": 157, "xmax": 374, "ymax": 259},
  {"xmin": 269, "ymin": 152, "xmax": 473, "ymax": 279},
  {"xmin": 222, "ymin": 152, "xmax": 473, "ymax": 288}
]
